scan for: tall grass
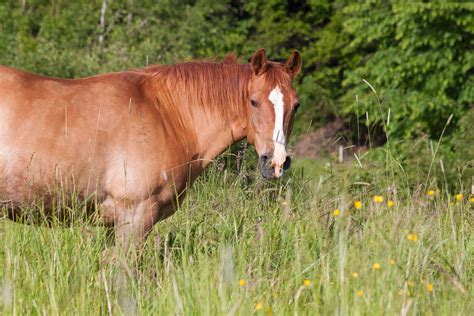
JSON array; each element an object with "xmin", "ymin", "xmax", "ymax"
[{"xmin": 1, "ymin": 152, "xmax": 472, "ymax": 315}]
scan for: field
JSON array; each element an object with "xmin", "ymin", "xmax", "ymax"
[
  {"xmin": 0, "ymin": 1, "xmax": 472, "ymax": 315},
  {"xmin": 1, "ymin": 149, "xmax": 472, "ymax": 315}
]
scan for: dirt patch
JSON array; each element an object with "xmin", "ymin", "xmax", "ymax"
[{"xmin": 293, "ymin": 117, "xmax": 368, "ymax": 160}]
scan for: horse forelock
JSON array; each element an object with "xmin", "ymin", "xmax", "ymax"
[{"xmin": 258, "ymin": 62, "xmax": 292, "ymax": 88}]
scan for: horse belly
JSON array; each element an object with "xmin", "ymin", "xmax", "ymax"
[
  {"xmin": 0, "ymin": 143, "xmax": 108, "ymax": 221},
  {"xmin": 0, "ymin": 102, "xmax": 109, "ymax": 221}
]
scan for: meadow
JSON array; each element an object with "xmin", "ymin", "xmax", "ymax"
[
  {"xmin": 1, "ymin": 146, "xmax": 472, "ymax": 315},
  {"xmin": 1, "ymin": 1, "xmax": 472, "ymax": 315}
]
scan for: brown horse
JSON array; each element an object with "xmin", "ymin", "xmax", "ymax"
[{"xmin": 0, "ymin": 48, "xmax": 302, "ymax": 251}]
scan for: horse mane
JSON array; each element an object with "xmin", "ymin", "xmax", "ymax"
[
  {"xmin": 142, "ymin": 55, "xmax": 291, "ymax": 123},
  {"xmin": 142, "ymin": 58, "xmax": 247, "ymax": 121}
]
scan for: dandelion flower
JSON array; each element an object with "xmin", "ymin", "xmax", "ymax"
[
  {"xmin": 373, "ymin": 195, "xmax": 384, "ymax": 203},
  {"xmin": 372, "ymin": 263, "xmax": 381, "ymax": 270},
  {"xmin": 303, "ymin": 279, "xmax": 312, "ymax": 286},
  {"xmin": 255, "ymin": 303, "xmax": 263, "ymax": 310},
  {"xmin": 354, "ymin": 200, "xmax": 363, "ymax": 209},
  {"xmin": 356, "ymin": 290, "xmax": 364, "ymax": 297},
  {"xmin": 389, "ymin": 259, "xmax": 395, "ymax": 265},
  {"xmin": 333, "ymin": 209, "xmax": 340, "ymax": 217},
  {"xmin": 239, "ymin": 279, "xmax": 246, "ymax": 287},
  {"xmin": 427, "ymin": 283, "xmax": 433, "ymax": 292},
  {"xmin": 469, "ymin": 196, "xmax": 474, "ymax": 203},
  {"xmin": 427, "ymin": 190, "xmax": 435, "ymax": 196},
  {"xmin": 455, "ymin": 194, "xmax": 463, "ymax": 202},
  {"xmin": 387, "ymin": 200, "xmax": 394, "ymax": 208},
  {"xmin": 352, "ymin": 272, "xmax": 359, "ymax": 278},
  {"xmin": 407, "ymin": 234, "xmax": 418, "ymax": 242}
]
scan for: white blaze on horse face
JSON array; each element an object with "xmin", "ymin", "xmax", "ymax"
[{"xmin": 268, "ymin": 86, "xmax": 287, "ymax": 177}]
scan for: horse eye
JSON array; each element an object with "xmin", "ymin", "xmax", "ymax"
[
  {"xmin": 250, "ymin": 99, "xmax": 258, "ymax": 107},
  {"xmin": 293, "ymin": 102, "xmax": 300, "ymax": 113}
]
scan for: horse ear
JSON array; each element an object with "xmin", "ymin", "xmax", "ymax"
[
  {"xmin": 285, "ymin": 50, "xmax": 302, "ymax": 77},
  {"xmin": 250, "ymin": 48, "xmax": 268, "ymax": 76}
]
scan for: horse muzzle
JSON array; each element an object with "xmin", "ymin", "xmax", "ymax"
[{"xmin": 258, "ymin": 153, "xmax": 292, "ymax": 179}]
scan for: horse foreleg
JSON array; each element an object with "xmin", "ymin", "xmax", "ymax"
[{"xmin": 101, "ymin": 196, "xmax": 159, "ymax": 264}]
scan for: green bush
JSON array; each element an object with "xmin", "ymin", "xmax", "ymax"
[{"xmin": 340, "ymin": 2, "xmax": 473, "ymax": 140}]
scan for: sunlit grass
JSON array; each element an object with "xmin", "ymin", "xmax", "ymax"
[{"xmin": 1, "ymin": 155, "xmax": 472, "ymax": 314}]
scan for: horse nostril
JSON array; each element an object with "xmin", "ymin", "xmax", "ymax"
[
  {"xmin": 259, "ymin": 153, "xmax": 275, "ymax": 179},
  {"xmin": 259, "ymin": 153, "xmax": 272, "ymax": 165},
  {"xmin": 283, "ymin": 156, "xmax": 292, "ymax": 170}
]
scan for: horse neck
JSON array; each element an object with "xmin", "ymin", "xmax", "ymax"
[{"xmin": 147, "ymin": 62, "xmax": 251, "ymax": 165}]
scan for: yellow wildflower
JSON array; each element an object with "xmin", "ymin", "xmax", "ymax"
[
  {"xmin": 373, "ymin": 195, "xmax": 384, "ymax": 203},
  {"xmin": 255, "ymin": 303, "xmax": 263, "ymax": 310},
  {"xmin": 354, "ymin": 200, "xmax": 363, "ymax": 209},
  {"xmin": 469, "ymin": 196, "xmax": 474, "ymax": 203},
  {"xmin": 372, "ymin": 262, "xmax": 381, "ymax": 270},
  {"xmin": 303, "ymin": 279, "xmax": 312, "ymax": 287},
  {"xmin": 407, "ymin": 234, "xmax": 418, "ymax": 242},
  {"xmin": 389, "ymin": 259, "xmax": 395, "ymax": 265},
  {"xmin": 455, "ymin": 194, "xmax": 463, "ymax": 202},
  {"xmin": 387, "ymin": 200, "xmax": 394, "ymax": 208},
  {"xmin": 356, "ymin": 290, "xmax": 364, "ymax": 297},
  {"xmin": 427, "ymin": 190, "xmax": 435, "ymax": 196},
  {"xmin": 333, "ymin": 209, "xmax": 340, "ymax": 217},
  {"xmin": 427, "ymin": 283, "xmax": 433, "ymax": 292},
  {"xmin": 239, "ymin": 279, "xmax": 246, "ymax": 287},
  {"xmin": 352, "ymin": 272, "xmax": 359, "ymax": 278}
]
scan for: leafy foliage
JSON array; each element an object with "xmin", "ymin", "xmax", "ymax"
[{"xmin": 341, "ymin": 1, "xmax": 473, "ymax": 140}]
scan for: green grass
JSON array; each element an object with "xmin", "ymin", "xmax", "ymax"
[{"xmin": 1, "ymin": 155, "xmax": 473, "ymax": 315}]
